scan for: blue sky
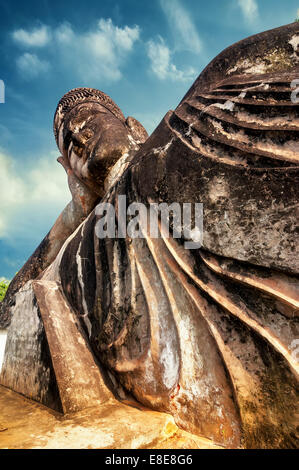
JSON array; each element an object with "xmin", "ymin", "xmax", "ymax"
[{"xmin": 0, "ymin": 0, "xmax": 298, "ymax": 278}]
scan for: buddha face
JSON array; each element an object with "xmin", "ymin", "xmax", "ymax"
[{"xmin": 58, "ymin": 102, "xmax": 134, "ymax": 196}]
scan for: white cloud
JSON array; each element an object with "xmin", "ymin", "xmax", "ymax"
[
  {"xmin": 147, "ymin": 36, "xmax": 196, "ymax": 82},
  {"xmin": 79, "ymin": 19, "xmax": 140, "ymax": 81},
  {"xmin": 96, "ymin": 18, "xmax": 140, "ymax": 51},
  {"xmin": 54, "ymin": 23, "xmax": 74, "ymax": 44},
  {"xmin": 12, "ymin": 25, "xmax": 51, "ymax": 47},
  {"xmin": 237, "ymin": 0, "xmax": 259, "ymax": 23},
  {"xmin": 12, "ymin": 19, "xmax": 140, "ymax": 82},
  {"xmin": 0, "ymin": 150, "xmax": 70, "ymax": 240},
  {"xmin": 160, "ymin": 0, "xmax": 202, "ymax": 54},
  {"xmin": 16, "ymin": 53, "xmax": 50, "ymax": 78}
]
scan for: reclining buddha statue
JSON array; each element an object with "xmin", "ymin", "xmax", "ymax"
[{"xmin": 0, "ymin": 22, "xmax": 298, "ymax": 449}]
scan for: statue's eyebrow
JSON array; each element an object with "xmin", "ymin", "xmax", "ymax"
[
  {"xmin": 83, "ymin": 114, "xmax": 97, "ymax": 125},
  {"xmin": 78, "ymin": 120, "xmax": 88, "ymax": 131}
]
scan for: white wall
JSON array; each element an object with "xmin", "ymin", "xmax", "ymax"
[{"xmin": 0, "ymin": 329, "xmax": 7, "ymax": 373}]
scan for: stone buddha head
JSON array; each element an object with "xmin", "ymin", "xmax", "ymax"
[{"xmin": 54, "ymin": 87, "xmax": 148, "ymax": 196}]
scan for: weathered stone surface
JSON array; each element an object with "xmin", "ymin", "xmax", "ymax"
[
  {"xmin": 45, "ymin": 23, "xmax": 298, "ymax": 448},
  {"xmin": 0, "ymin": 281, "xmax": 62, "ymax": 412},
  {"xmin": 0, "ymin": 23, "xmax": 298, "ymax": 449},
  {"xmin": 136, "ymin": 22, "xmax": 299, "ymax": 273},
  {"xmin": 32, "ymin": 280, "xmax": 115, "ymax": 413},
  {"xmin": 0, "ymin": 278, "xmax": 121, "ymax": 414}
]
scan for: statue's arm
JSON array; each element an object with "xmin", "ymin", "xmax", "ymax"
[{"xmin": 0, "ymin": 158, "xmax": 99, "ymax": 327}]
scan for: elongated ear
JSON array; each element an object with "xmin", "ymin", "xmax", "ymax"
[{"xmin": 125, "ymin": 116, "xmax": 148, "ymax": 144}]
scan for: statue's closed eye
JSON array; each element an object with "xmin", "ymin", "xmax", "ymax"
[
  {"xmin": 73, "ymin": 128, "xmax": 94, "ymax": 145},
  {"xmin": 72, "ymin": 129, "xmax": 94, "ymax": 157}
]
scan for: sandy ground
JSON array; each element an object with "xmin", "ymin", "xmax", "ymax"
[{"xmin": 0, "ymin": 385, "xmax": 222, "ymax": 449}]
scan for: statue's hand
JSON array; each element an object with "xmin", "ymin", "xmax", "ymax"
[
  {"xmin": 57, "ymin": 155, "xmax": 70, "ymax": 172},
  {"xmin": 57, "ymin": 156, "xmax": 98, "ymax": 216}
]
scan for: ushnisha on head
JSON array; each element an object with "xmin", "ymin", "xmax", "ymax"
[{"xmin": 54, "ymin": 87, "xmax": 148, "ymax": 196}]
